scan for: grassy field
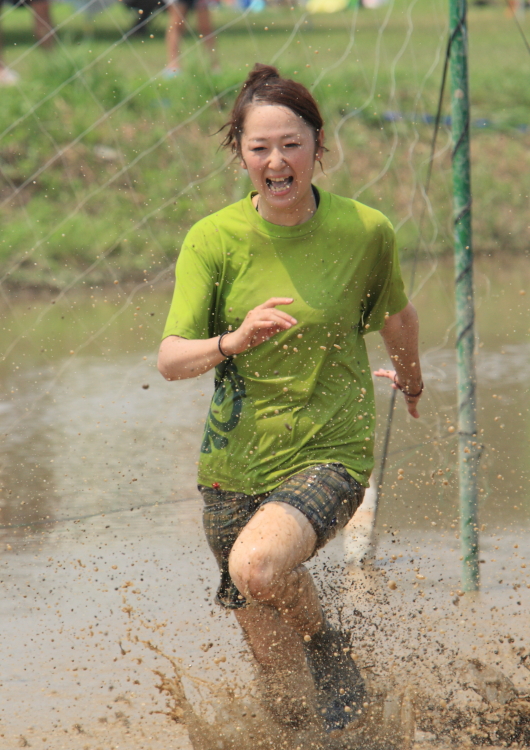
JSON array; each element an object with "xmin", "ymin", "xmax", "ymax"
[{"xmin": 0, "ymin": 0, "xmax": 529, "ymax": 289}]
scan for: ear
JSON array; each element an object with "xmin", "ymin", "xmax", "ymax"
[{"xmin": 240, "ymin": 157, "xmax": 247, "ymax": 170}]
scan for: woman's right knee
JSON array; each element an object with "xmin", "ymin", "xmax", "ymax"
[{"xmin": 228, "ymin": 545, "xmax": 279, "ymax": 603}]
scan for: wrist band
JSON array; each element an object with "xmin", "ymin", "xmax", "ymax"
[
  {"xmin": 394, "ymin": 373, "xmax": 424, "ymax": 398},
  {"xmin": 218, "ymin": 331, "xmax": 231, "ymax": 359}
]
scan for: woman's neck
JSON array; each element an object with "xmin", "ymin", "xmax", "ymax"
[{"xmin": 252, "ymin": 187, "xmax": 318, "ymax": 227}]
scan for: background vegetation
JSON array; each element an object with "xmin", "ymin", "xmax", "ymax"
[{"xmin": 1, "ymin": 0, "xmax": 529, "ymax": 290}]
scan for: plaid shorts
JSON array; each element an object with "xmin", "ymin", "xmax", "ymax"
[{"xmin": 199, "ymin": 463, "xmax": 365, "ymax": 609}]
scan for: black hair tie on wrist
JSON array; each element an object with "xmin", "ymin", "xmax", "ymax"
[
  {"xmin": 218, "ymin": 331, "xmax": 232, "ymax": 359},
  {"xmin": 394, "ymin": 373, "xmax": 424, "ymax": 398}
]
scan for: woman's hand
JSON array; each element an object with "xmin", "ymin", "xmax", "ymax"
[
  {"xmin": 220, "ymin": 298, "xmax": 297, "ymax": 356},
  {"xmin": 377, "ymin": 302, "xmax": 422, "ymax": 420},
  {"xmin": 157, "ymin": 298, "xmax": 296, "ymax": 382},
  {"xmin": 373, "ymin": 368, "xmax": 422, "ymax": 419}
]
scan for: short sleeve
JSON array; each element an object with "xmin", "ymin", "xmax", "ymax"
[
  {"xmin": 161, "ymin": 220, "xmax": 222, "ymax": 341},
  {"xmin": 362, "ymin": 219, "xmax": 408, "ymax": 333}
]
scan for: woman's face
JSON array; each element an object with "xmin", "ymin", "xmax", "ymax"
[{"xmin": 239, "ymin": 104, "xmax": 323, "ymax": 226}]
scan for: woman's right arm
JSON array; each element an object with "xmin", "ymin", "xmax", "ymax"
[
  {"xmin": 157, "ymin": 297, "xmax": 297, "ymax": 381},
  {"xmin": 158, "ymin": 335, "xmax": 227, "ymax": 381}
]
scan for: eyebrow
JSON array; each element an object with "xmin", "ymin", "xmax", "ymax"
[{"xmin": 247, "ymin": 133, "xmax": 302, "ymax": 142}]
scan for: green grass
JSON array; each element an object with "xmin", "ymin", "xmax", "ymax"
[{"xmin": 1, "ymin": 0, "xmax": 529, "ymax": 289}]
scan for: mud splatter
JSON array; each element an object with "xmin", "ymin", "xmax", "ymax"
[
  {"xmin": 125, "ymin": 553, "xmax": 530, "ymax": 750},
  {"xmin": 122, "ymin": 590, "xmax": 415, "ymax": 750},
  {"xmin": 142, "ymin": 640, "xmax": 416, "ymax": 750}
]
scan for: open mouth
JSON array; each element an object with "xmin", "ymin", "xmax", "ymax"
[{"xmin": 266, "ymin": 176, "xmax": 293, "ymax": 194}]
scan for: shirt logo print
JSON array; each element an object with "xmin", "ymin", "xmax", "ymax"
[{"xmin": 201, "ymin": 358, "xmax": 246, "ymax": 454}]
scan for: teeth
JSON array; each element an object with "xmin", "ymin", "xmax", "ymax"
[{"xmin": 267, "ymin": 177, "xmax": 292, "ymax": 191}]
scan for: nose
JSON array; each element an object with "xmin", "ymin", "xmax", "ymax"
[{"xmin": 268, "ymin": 147, "xmax": 285, "ymax": 171}]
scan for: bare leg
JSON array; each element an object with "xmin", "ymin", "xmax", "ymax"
[
  {"xmin": 229, "ymin": 504, "xmax": 323, "ymax": 726},
  {"xmin": 165, "ymin": 2, "xmax": 187, "ymax": 72},
  {"xmin": 31, "ymin": 0, "xmax": 54, "ymax": 49},
  {"xmin": 234, "ymin": 604, "xmax": 305, "ymax": 671},
  {"xmin": 195, "ymin": 4, "xmax": 218, "ymax": 69},
  {"xmin": 229, "ymin": 501, "xmax": 323, "ymax": 670},
  {"xmin": 229, "ymin": 500, "xmax": 367, "ymax": 732}
]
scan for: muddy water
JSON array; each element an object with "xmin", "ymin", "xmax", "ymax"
[{"xmin": 0, "ymin": 257, "xmax": 528, "ymax": 749}]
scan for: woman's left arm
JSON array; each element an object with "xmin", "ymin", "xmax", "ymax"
[{"xmin": 374, "ymin": 301, "xmax": 423, "ymax": 419}]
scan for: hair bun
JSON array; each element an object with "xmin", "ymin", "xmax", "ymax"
[
  {"xmin": 244, "ymin": 63, "xmax": 280, "ymax": 90},
  {"xmin": 219, "ymin": 62, "xmax": 324, "ymax": 155}
]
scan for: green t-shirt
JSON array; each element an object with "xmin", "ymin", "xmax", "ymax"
[{"xmin": 162, "ymin": 188, "xmax": 408, "ymax": 494}]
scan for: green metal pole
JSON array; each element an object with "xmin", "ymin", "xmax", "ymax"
[{"xmin": 449, "ymin": 0, "xmax": 480, "ymax": 591}]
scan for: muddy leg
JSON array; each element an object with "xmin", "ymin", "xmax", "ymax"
[
  {"xmin": 235, "ymin": 603, "xmax": 318, "ymax": 729},
  {"xmin": 229, "ymin": 501, "xmax": 323, "ymax": 646},
  {"xmin": 229, "ymin": 502, "xmax": 322, "ymax": 726}
]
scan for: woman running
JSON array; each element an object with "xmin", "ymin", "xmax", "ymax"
[{"xmin": 158, "ymin": 63, "xmax": 423, "ymax": 732}]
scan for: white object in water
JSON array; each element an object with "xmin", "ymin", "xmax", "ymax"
[{"xmin": 342, "ymin": 481, "xmax": 376, "ymax": 565}]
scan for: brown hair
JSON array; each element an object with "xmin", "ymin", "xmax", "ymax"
[{"xmin": 220, "ymin": 63, "xmax": 325, "ymax": 155}]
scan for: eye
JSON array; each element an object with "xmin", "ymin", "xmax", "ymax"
[
  {"xmin": 250, "ymin": 146, "xmax": 266, "ymax": 153},
  {"xmin": 285, "ymin": 142, "xmax": 300, "ymax": 149}
]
